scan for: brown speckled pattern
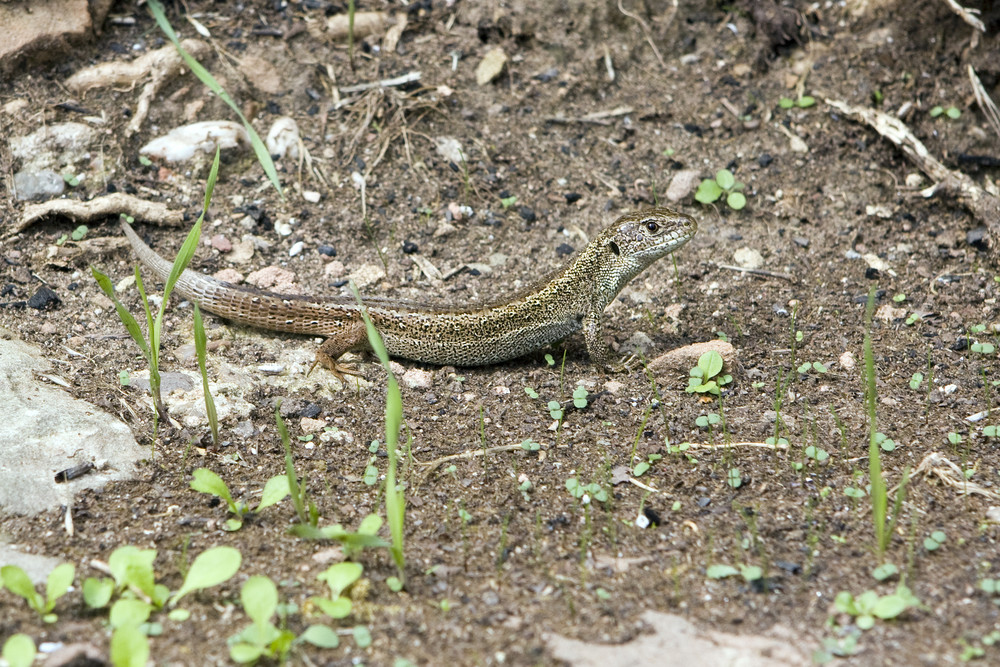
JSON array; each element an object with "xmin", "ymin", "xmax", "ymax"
[{"xmin": 121, "ymin": 207, "xmax": 696, "ymax": 367}]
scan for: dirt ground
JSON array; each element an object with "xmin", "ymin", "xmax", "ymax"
[{"xmin": 3, "ymin": 0, "xmax": 1000, "ymax": 664}]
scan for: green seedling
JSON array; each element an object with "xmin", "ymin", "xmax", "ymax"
[
  {"xmin": 548, "ymin": 400, "xmax": 564, "ymax": 420},
  {"xmin": 92, "ymin": 149, "xmax": 220, "ymax": 436},
  {"xmin": 520, "ymin": 438, "xmax": 541, "ymax": 452},
  {"xmin": 633, "ymin": 453, "xmax": 662, "ymax": 477},
  {"xmin": 695, "ymin": 413, "xmax": 721, "ymax": 429},
  {"xmin": 797, "ymin": 360, "xmax": 828, "ymax": 375},
  {"xmin": 572, "ymin": 386, "xmax": 589, "ymax": 409},
  {"xmin": 170, "ymin": 546, "xmax": 241, "ymax": 606},
  {"xmin": 291, "ymin": 513, "xmax": 390, "ymax": 558},
  {"xmin": 524, "ymin": 386, "xmax": 539, "ymax": 398},
  {"xmin": 726, "ymin": 467, "xmax": 742, "ymax": 489},
  {"xmin": 948, "ymin": 431, "xmax": 963, "ymax": 446},
  {"xmin": 804, "ymin": 445, "xmax": 829, "ymax": 463},
  {"xmin": 909, "ymin": 372, "xmax": 924, "ymax": 390},
  {"xmin": 229, "ymin": 575, "xmax": 338, "ymax": 663},
  {"xmin": 71, "ymin": 224, "xmax": 88, "ymax": 240},
  {"xmin": 813, "ymin": 629, "xmax": 861, "ymax": 663},
  {"xmin": 872, "ymin": 563, "xmax": 899, "ymax": 582},
  {"xmin": 147, "ymin": 1, "xmax": 281, "ymax": 196},
  {"xmin": 923, "ymin": 530, "xmax": 946, "ymax": 552},
  {"xmin": 978, "ymin": 577, "xmax": 1000, "ymax": 598},
  {"xmin": 190, "ymin": 468, "xmax": 290, "ymax": 530},
  {"xmin": 695, "ymin": 169, "xmax": 746, "ymax": 210},
  {"xmin": 929, "ymin": 105, "xmax": 961, "ymax": 120},
  {"xmin": 500, "ymin": 195, "xmax": 518, "ymax": 209},
  {"xmin": 2, "ymin": 634, "xmax": 36, "ymax": 667},
  {"xmin": 874, "ymin": 432, "xmax": 896, "ymax": 452},
  {"xmin": 311, "ymin": 562, "xmax": 364, "ymax": 619},
  {"xmin": 972, "ymin": 339, "xmax": 996, "ymax": 355},
  {"xmin": 352, "ymin": 283, "xmax": 407, "ymax": 583},
  {"xmin": 1, "ymin": 562, "xmax": 74, "ymax": 623},
  {"xmin": 779, "ymin": 95, "xmax": 816, "ymax": 109},
  {"xmin": 565, "ymin": 477, "xmax": 608, "ymax": 503},
  {"xmin": 192, "ymin": 304, "xmax": 219, "ymax": 447},
  {"xmin": 63, "ymin": 172, "xmax": 80, "ymax": 187},
  {"xmin": 276, "ymin": 403, "xmax": 318, "ymax": 528},
  {"xmin": 984, "ymin": 426, "xmax": 999, "ymax": 437},
  {"xmin": 686, "ymin": 351, "xmax": 732, "ymax": 396},
  {"xmin": 893, "ymin": 293, "xmax": 906, "ymax": 303},
  {"xmin": 833, "ymin": 585, "xmax": 921, "ymax": 630}
]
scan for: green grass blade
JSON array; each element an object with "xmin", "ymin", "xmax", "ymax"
[
  {"xmin": 864, "ymin": 286, "xmax": 888, "ymax": 553},
  {"xmin": 91, "ymin": 267, "xmax": 151, "ymax": 362},
  {"xmin": 193, "ymin": 305, "xmax": 219, "ymax": 447},
  {"xmin": 146, "ymin": 0, "xmax": 282, "ymax": 198},
  {"xmin": 276, "ymin": 403, "xmax": 309, "ymax": 525},
  {"xmin": 350, "ymin": 283, "xmax": 405, "ymax": 581}
]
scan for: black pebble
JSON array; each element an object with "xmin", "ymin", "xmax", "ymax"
[
  {"xmin": 318, "ymin": 245, "xmax": 337, "ymax": 257},
  {"xmin": 864, "ymin": 267, "xmax": 880, "ymax": 280},
  {"xmin": 299, "ymin": 403, "xmax": 322, "ymax": 419},
  {"xmin": 27, "ymin": 286, "xmax": 59, "ymax": 310},
  {"xmin": 564, "ymin": 192, "xmax": 582, "ymax": 203},
  {"xmin": 517, "ymin": 206, "xmax": 536, "ymax": 222},
  {"xmin": 401, "ymin": 240, "xmax": 419, "ymax": 254},
  {"xmin": 758, "ymin": 153, "xmax": 773, "ymax": 168},
  {"xmin": 967, "ymin": 227, "xmax": 988, "ymax": 249},
  {"xmin": 555, "ymin": 243, "xmax": 575, "ymax": 256}
]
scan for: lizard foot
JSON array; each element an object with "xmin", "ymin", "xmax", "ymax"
[
  {"xmin": 602, "ymin": 354, "xmax": 641, "ymax": 373},
  {"xmin": 307, "ymin": 351, "xmax": 363, "ymax": 383}
]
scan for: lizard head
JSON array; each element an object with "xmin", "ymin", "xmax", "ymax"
[{"xmin": 590, "ymin": 207, "xmax": 697, "ymax": 294}]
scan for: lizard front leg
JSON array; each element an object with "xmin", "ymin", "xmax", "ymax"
[{"xmin": 582, "ymin": 309, "xmax": 630, "ymax": 372}]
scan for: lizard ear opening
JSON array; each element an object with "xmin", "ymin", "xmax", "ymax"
[{"xmin": 608, "ymin": 241, "xmax": 620, "ymax": 256}]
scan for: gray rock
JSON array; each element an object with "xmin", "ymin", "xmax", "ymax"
[
  {"xmin": 0, "ymin": 336, "xmax": 146, "ymax": 515},
  {"xmin": 13, "ymin": 169, "xmax": 65, "ymax": 201},
  {"xmin": 0, "ymin": 545, "xmax": 63, "ymax": 585}
]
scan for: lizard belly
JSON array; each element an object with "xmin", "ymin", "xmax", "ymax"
[{"xmin": 379, "ymin": 315, "xmax": 582, "ymax": 366}]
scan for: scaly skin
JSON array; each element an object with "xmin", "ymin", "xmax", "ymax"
[{"xmin": 121, "ymin": 207, "xmax": 696, "ymax": 373}]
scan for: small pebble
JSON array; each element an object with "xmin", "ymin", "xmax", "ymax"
[
  {"xmin": 555, "ymin": 243, "xmax": 575, "ymax": 256},
  {"xmin": 289, "ymin": 241, "xmax": 304, "ymax": 257},
  {"xmin": 318, "ymin": 244, "xmax": 337, "ymax": 257},
  {"xmin": 401, "ymin": 240, "xmax": 419, "ymax": 254},
  {"xmin": 517, "ymin": 206, "xmax": 536, "ymax": 222}
]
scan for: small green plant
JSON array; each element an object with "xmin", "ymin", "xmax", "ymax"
[
  {"xmin": 726, "ymin": 467, "xmax": 742, "ymax": 489},
  {"xmin": 695, "ymin": 412, "xmax": 721, "ymax": 429},
  {"xmin": 872, "ymin": 563, "xmax": 899, "ymax": 582},
  {"xmin": 686, "ymin": 351, "xmax": 732, "ymax": 396},
  {"xmin": 565, "ymin": 477, "xmax": 608, "ymax": 503},
  {"xmin": 797, "ymin": 360, "xmax": 828, "ymax": 375},
  {"xmin": 695, "ymin": 169, "xmax": 746, "ymax": 210},
  {"xmin": 229, "ymin": 575, "xmax": 338, "ymax": 663},
  {"xmin": 147, "ymin": 1, "xmax": 281, "ymax": 196},
  {"xmin": 633, "ymin": 453, "xmax": 662, "ymax": 477},
  {"xmin": 833, "ymin": 585, "xmax": 921, "ymax": 630},
  {"xmin": 190, "ymin": 468, "xmax": 290, "ymax": 531},
  {"xmin": 923, "ymin": 530, "xmax": 946, "ymax": 552},
  {"xmin": 352, "ymin": 283, "xmax": 407, "ymax": 583},
  {"xmin": 500, "ymin": 195, "xmax": 518, "ymax": 209},
  {"xmin": 874, "ymin": 432, "xmax": 896, "ymax": 452},
  {"xmin": 930, "ymin": 105, "xmax": 961, "ymax": 120},
  {"xmin": 909, "ymin": 372, "xmax": 924, "ymax": 390},
  {"xmin": 572, "ymin": 386, "xmax": 589, "ymax": 408},
  {"xmin": 805, "ymin": 445, "xmax": 829, "ymax": 462},
  {"xmin": 311, "ymin": 562, "xmax": 363, "ymax": 619},
  {"xmin": 548, "ymin": 400, "xmax": 564, "ymax": 420},
  {"xmin": 1, "ymin": 562, "xmax": 74, "ymax": 622},
  {"xmin": 192, "ymin": 304, "xmax": 219, "ymax": 447},
  {"xmin": 92, "ymin": 149, "xmax": 220, "ymax": 436},
  {"xmin": 71, "ymin": 224, "xmax": 88, "ymax": 240},
  {"xmin": 1, "ymin": 634, "xmax": 36, "ymax": 667},
  {"xmin": 779, "ymin": 95, "xmax": 816, "ymax": 109}
]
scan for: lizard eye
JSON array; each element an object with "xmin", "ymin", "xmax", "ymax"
[
  {"xmin": 645, "ymin": 220, "xmax": 660, "ymax": 233},
  {"xmin": 608, "ymin": 241, "xmax": 620, "ymax": 256}
]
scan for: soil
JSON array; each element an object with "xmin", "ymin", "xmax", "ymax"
[{"xmin": 3, "ymin": 0, "xmax": 1000, "ymax": 665}]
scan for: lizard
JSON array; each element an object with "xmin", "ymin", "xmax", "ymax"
[{"xmin": 120, "ymin": 206, "xmax": 697, "ymax": 376}]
